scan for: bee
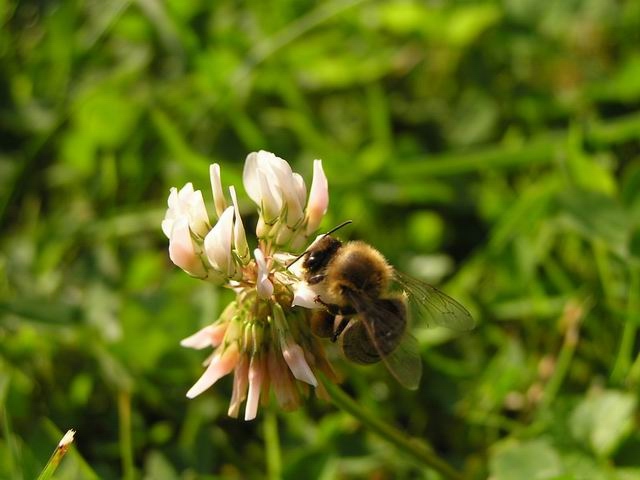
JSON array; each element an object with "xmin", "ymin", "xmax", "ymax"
[{"xmin": 292, "ymin": 221, "xmax": 474, "ymax": 390}]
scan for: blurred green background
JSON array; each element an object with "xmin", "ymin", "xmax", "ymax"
[{"xmin": 2, "ymin": 0, "xmax": 640, "ymax": 478}]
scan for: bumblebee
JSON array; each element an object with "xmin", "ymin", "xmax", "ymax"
[{"xmin": 297, "ymin": 225, "xmax": 474, "ymax": 390}]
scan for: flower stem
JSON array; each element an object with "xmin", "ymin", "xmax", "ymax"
[
  {"xmin": 539, "ymin": 299, "xmax": 586, "ymax": 411},
  {"xmin": 264, "ymin": 409, "xmax": 282, "ymax": 480},
  {"xmin": 118, "ymin": 390, "xmax": 135, "ymax": 480},
  {"xmin": 612, "ymin": 264, "xmax": 640, "ymax": 384},
  {"xmin": 319, "ymin": 375, "xmax": 466, "ymax": 480}
]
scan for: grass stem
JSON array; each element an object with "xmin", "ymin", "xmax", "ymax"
[
  {"xmin": 612, "ymin": 264, "xmax": 640, "ymax": 383},
  {"xmin": 36, "ymin": 430, "xmax": 75, "ymax": 480},
  {"xmin": 264, "ymin": 410, "xmax": 282, "ymax": 480},
  {"xmin": 319, "ymin": 375, "xmax": 466, "ymax": 480},
  {"xmin": 118, "ymin": 390, "xmax": 135, "ymax": 480}
]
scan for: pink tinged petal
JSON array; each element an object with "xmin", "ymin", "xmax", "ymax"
[
  {"xmin": 204, "ymin": 206, "xmax": 235, "ymax": 274},
  {"xmin": 186, "ymin": 345, "xmax": 240, "ymax": 398},
  {"xmin": 267, "ymin": 349, "xmax": 300, "ymax": 411},
  {"xmin": 210, "ymin": 163, "xmax": 228, "ymax": 218},
  {"xmin": 228, "ymin": 355, "xmax": 250, "ymax": 418},
  {"xmin": 245, "ymin": 356, "xmax": 265, "ymax": 420},
  {"xmin": 306, "ymin": 160, "xmax": 329, "ymax": 234},
  {"xmin": 168, "ymin": 218, "xmax": 207, "ymax": 277},
  {"xmin": 254, "ymin": 248, "xmax": 274, "ymax": 299},
  {"xmin": 180, "ymin": 324, "xmax": 228, "ymax": 349},
  {"xmin": 229, "ymin": 186, "xmax": 250, "ymax": 264},
  {"xmin": 282, "ymin": 341, "xmax": 318, "ymax": 386}
]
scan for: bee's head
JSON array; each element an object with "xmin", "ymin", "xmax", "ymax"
[
  {"xmin": 302, "ymin": 236, "xmax": 342, "ymax": 275},
  {"xmin": 286, "ymin": 220, "xmax": 352, "ymax": 273}
]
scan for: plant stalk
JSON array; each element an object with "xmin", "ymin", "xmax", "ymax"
[
  {"xmin": 264, "ymin": 409, "xmax": 282, "ymax": 480},
  {"xmin": 36, "ymin": 430, "xmax": 76, "ymax": 480},
  {"xmin": 319, "ymin": 375, "xmax": 466, "ymax": 480}
]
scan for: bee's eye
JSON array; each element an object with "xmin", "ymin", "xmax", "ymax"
[
  {"xmin": 306, "ymin": 253, "xmax": 320, "ymax": 270},
  {"xmin": 304, "ymin": 251, "xmax": 327, "ymax": 273}
]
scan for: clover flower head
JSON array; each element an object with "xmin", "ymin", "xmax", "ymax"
[{"xmin": 163, "ymin": 151, "xmax": 333, "ymax": 420}]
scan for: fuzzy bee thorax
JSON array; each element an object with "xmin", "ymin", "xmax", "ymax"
[{"xmin": 324, "ymin": 241, "xmax": 393, "ymax": 304}]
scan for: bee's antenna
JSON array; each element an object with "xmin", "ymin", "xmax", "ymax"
[
  {"xmin": 286, "ymin": 250, "xmax": 309, "ymax": 270},
  {"xmin": 286, "ymin": 220, "xmax": 353, "ymax": 270},
  {"xmin": 323, "ymin": 220, "xmax": 353, "ymax": 237}
]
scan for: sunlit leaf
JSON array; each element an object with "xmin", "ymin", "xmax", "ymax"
[
  {"xmin": 569, "ymin": 389, "xmax": 636, "ymax": 457},
  {"xmin": 557, "ymin": 189, "xmax": 630, "ymax": 258},
  {"xmin": 490, "ymin": 438, "xmax": 563, "ymax": 480}
]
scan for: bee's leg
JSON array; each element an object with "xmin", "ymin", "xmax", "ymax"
[
  {"xmin": 312, "ymin": 295, "xmax": 358, "ymax": 342},
  {"xmin": 310, "ymin": 310, "xmax": 335, "ymax": 338},
  {"xmin": 313, "ymin": 295, "xmax": 329, "ymax": 307},
  {"xmin": 314, "ymin": 296, "xmax": 357, "ymax": 316},
  {"xmin": 331, "ymin": 315, "xmax": 350, "ymax": 342},
  {"xmin": 314, "ymin": 295, "xmax": 342, "ymax": 314}
]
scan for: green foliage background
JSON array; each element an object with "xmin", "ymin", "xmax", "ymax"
[{"xmin": 2, "ymin": 0, "xmax": 640, "ymax": 478}]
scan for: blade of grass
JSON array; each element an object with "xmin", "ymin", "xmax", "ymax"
[
  {"xmin": 1, "ymin": 406, "xmax": 20, "ymax": 480},
  {"xmin": 36, "ymin": 430, "xmax": 75, "ymax": 480},
  {"xmin": 233, "ymin": 0, "xmax": 370, "ymax": 84},
  {"xmin": 41, "ymin": 420, "xmax": 101, "ymax": 480},
  {"xmin": 539, "ymin": 299, "xmax": 588, "ymax": 411},
  {"xmin": 392, "ymin": 133, "xmax": 562, "ymax": 178},
  {"xmin": 612, "ymin": 264, "xmax": 640, "ymax": 384},
  {"xmin": 319, "ymin": 374, "xmax": 466, "ymax": 480},
  {"xmin": 118, "ymin": 390, "xmax": 135, "ymax": 480},
  {"xmin": 390, "ymin": 110, "xmax": 640, "ymax": 179}
]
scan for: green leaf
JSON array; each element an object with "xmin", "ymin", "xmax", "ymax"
[
  {"xmin": 569, "ymin": 389, "xmax": 636, "ymax": 457},
  {"xmin": 446, "ymin": 4, "xmax": 502, "ymax": 47},
  {"xmin": 490, "ymin": 438, "xmax": 563, "ymax": 480},
  {"xmin": 617, "ymin": 468, "xmax": 640, "ymax": 480},
  {"xmin": 557, "ymin": 189, "xmax": 630, "ymax": 258},
  {"xmin": 142, "ymin": 451, "xmax": 179, "ymax": 480},
  {"xmin": 73, "ymin": 89, "xmax": 141, "ymax": 149},
  {"xmin": 566, "ymin": 124, "xmax": 617, "ymax": 196}
]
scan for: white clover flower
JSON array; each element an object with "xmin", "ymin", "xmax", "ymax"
[
  {"xmin": 166, "ymin": 218, "xmax": 207, "ymax": 278},
  {"xmin": 253, "ymin": 247, "xmax": 274, "ymax": 299},
  {"xmin": 305, "ymin": 159, "xmax": 329, "ymax": 234},
  {"xmin": 229, "ymin": 186, "xmax": 250, "ymax": 264},
  {"xmin": 162, "ymin": 183, "xmax": 210, "ymax": 239},
  {"xmin": 204, "ymin": 206, "xmax": 236, "ymax": 277},
  {"xmin": 242, "ymin": 150, "xmax": 326, "ymax": 250},
  {"xmin": 209, "ymin": 163, "xmax": 227, "ymax": 218},
  {"xmin": 164, "ymin": 151, "xmax": 335, "ymax": 420}
]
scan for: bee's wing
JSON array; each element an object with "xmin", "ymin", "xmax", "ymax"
[
  {"xmin": 345, "ymin": 291, "xmax": 423, "ymax": 390},
  {"xmin": 393, "ymin": 270, "xmax": 475, "ymax": 331},
  {"xmin": 377, "ymin": 329, "xmax": 422, "ymax": 390}
]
